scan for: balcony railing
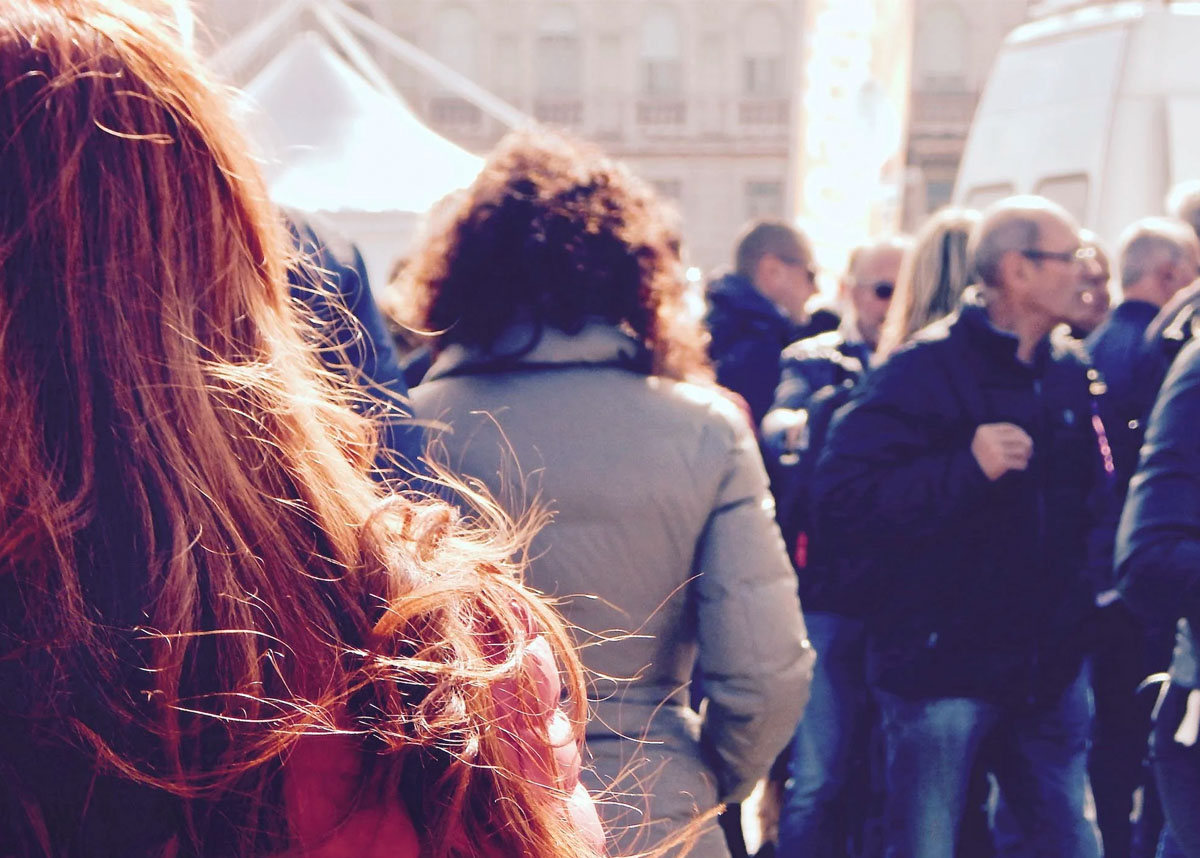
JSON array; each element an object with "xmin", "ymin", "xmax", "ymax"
[
  {"xmin": 413, "ymin": 91, "xmax": 791, "ymax": 146},
  {"xmin": 909, "ymin": 90, "xmax": 979, "ymax": 127},
  {"xmin": 533, "ymin": 98, "xmax": 583, "ymax": 126},
  {"xmin": 428, "ymin": 96, "xmax": 483, "ymax": 130},
  {"xmin": 737, "ymin": 98, "xmax": 789, "ymax": 127},
  {"xmin": 636, "ymin": 98, "xmax": 687, "ymax": 126}
]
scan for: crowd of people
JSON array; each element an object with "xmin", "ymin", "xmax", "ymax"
[
  {"xmin": 7, "ymin": 2, "xmax": 1200, "ymax": 858},
  {"xmin": 703, "ymin": 195, "xmax": 1200, "ymax": 858}
]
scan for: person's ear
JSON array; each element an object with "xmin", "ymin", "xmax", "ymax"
[{"xmin": 997, "ymin": 249, "xmax": 1028, "ymax": 289}]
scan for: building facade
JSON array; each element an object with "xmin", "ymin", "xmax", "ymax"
[
  {"xmin": 203, "ymin": 0, "xmax": 801, "ymax": 275},
  {"xmin": 904, "ymin": 0, "xmax": 1031, "ymax": 229},
  {"xmin": 202, "ymin": 0, "xmax": 1038, "ymax": 269}
]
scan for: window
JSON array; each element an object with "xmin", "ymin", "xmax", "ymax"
[
  {"xmin": 964, "ymin": 182, "xmax": 1014, "ymax": 211},
  {"xmin": 745, "ymin": 180, "xmax": 785, "ymax": 219},
  {"xmin": 494, "ymin": 33, "xmax": 522, "ymax": 97},
  {"xmin": 536, "ymin": 5, "xmax": 581, "ymax": 94},
  {"xmin": 741, "ymin": 5, "xmax": 785, "ymax": 96},
  {"xmin": 640, "ymin": 6, "xmax": 683, "ymax": 96},
  {"xmin": 598, "ymin": 32, "xmax": 623, "ymax": 78},
  {"xmin": 432, "ymin": 5, "xmax": 478, "ymax": 81},
  {"xmin": 925, "ymin": 179, "xmax": 955, "ymax": 213},
  {"xmin": 1035, "ymin": 174, "xmax": 1090, "ymax": 223},
  {"xmin": 914, "ymin": 2, "xmax": 967, "ymax": 89}
]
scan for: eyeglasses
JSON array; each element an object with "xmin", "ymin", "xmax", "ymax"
[
  {"xmin": 1021, "ymin": 246, "xmax": 1097, "ymax": 266},
  {"xmin": 870, "ymin": 281, "xmax": 895, "ymax": 300}
]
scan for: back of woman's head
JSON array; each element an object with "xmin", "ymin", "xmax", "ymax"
[
  {"xmin": 876, "ymin": 207, "xmax": 980, "ymax": 359},
  {"xmin": 402, "ymin": 129, "xmax": 709, "ymax": 381},
  {"xmin": 0, "ymin": 4, "xmax": 596, "ymax": 856}
]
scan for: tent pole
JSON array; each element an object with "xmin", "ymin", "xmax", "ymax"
[
  {"xmin": 325, "ymin": 0, "xmax": 531, "ymax": 130},
  {"xmin": 309, "ymin": 1, "xmax": 404, "ymax": 101},
  {"xmin": 209, "ymin": 0, "xmax": 309, "ymax": 78}
]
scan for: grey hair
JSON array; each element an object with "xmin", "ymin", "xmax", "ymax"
[
  {"xmin": 1167, "ymin": 180, "xmax": 1200, "ymax": 242},
  {"xmin": 1117, "ymin": 216, "xmax": 1197, "ymax": 289},
  {"xmin": 968, "ymin": 195, "xmax": 1075, "ymax": 289},
  {"xmin": 846, "ymin": 235, "xmax": 913, "ymax": 282}
]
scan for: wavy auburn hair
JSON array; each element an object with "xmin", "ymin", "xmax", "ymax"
[
  {"xmin": 399, "ymin": 129, "xmax": 712, "ymax": 382},
  {"xmin": 0, "ymin": 3, "xmax": 594, "ymax": 857}
]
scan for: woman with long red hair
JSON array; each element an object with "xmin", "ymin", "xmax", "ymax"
[{"xmin": 0, "ymin": 2, "xmax": 601, "ymax": 856}]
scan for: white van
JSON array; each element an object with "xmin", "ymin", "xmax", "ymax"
[{"xmin": 953, "ymin": 1, "xmax": 1200, "ymax": 244}]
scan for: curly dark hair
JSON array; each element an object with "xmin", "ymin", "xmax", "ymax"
[{"xmin": 402, "ymin": 129, "xmax": 711, "ymax": 382}]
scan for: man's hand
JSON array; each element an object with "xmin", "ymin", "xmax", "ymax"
[{"xmin": 971, "ymin": 422, "xmax": 1033, "ymax": 481}]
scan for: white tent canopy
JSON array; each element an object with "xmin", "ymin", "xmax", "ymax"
[{"xmin": 239, "ymin": 30, "xmax": 484, "ymax": 288}]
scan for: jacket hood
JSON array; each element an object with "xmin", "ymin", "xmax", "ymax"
[
  {"xmin": 705, "ymin": 272, "xmax": 790, "ymax": 325},
  {"xmin": 424, "ymin": 322, "xmax": 645, "ymax": 382}
]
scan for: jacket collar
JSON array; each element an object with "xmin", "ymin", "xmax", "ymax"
[
  {"xmin": 425, "ymin": 322, "xmax": 645, "ymax": 382},
  {"xmin": 956, "ymin": 299, "xmax": 1053, "ymax": 374},
  {"xmin": 706, "ymin": 272, "xmax": 793, "ymax": 326}
]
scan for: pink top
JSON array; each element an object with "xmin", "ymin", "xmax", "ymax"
[{"xmin": 282, "ymin": 634, "xmax": 604, "ymax": 857}]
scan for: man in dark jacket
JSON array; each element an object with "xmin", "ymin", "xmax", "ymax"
[
  {"xmin": 1088, "ymin": 217, "xmax": 1199, "ymax": 487},
  {"xmin": 287, "ymin": 216, "xmax": 423, "ymax": 476},
  {"xmin": 1116, "ymin": 336, "xmax": 1200, "ymax": 858},
  {"xmin": 768, "ymin": 236, "xmax": 907, "ymax": 419},
  {"xmin": 1084, "ymin": 216, "xmax": 1199, "ymax": 858},
  {"xmin": 766, "ymin": 236, "xmax": 906, "ymax": 858},
  {"xmin": 814, "ymin": 197, "xmax": 1106, "ymax": 858},
  {"xmin": 705, "ymin": 220, "xmax": 837, "ymax": 426}
]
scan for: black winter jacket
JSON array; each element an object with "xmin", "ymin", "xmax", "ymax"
[
  {"xmin": 1116, "ymin": 336, "xmax": 1200, "ymax": 637},
  {"xmin": 772, "ymin": 329, "xmax": 873, "ymax": 413},
  {"xmin": 704, "ymin": 272, "xmax": 837, "ymax": 426},
  {"xmin": 813, "ymin": 304, "xmax": 1108, "ymax": 704},
  {"xmin": 1086, "ymin": 299, "xmax": 1160, "ymax": 493}
]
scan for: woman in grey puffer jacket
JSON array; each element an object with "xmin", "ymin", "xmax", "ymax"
[{"xmin": 401, "ymin": 130, "xmax": 813, "ymax": 858}]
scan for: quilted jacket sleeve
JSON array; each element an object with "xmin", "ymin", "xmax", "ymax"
[
  {"xmin": 1116, "ymin": 339, "xmax": 1200, "ymax": 627},
  {"xmin": 692, "ymin": 400, "xmax": 815, "ymax": 803},
  {"xmin": 812, "ymin": 347, "xmax": 991, "ymax": 550}
]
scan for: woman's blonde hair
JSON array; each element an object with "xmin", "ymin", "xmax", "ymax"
[
  {"xmin": 876, "ymin": 207, "xmax": 981, "ymax": 359},
  {"xmin": 0, "ymin": 3, "xmax": 595, "ymax": 856}
]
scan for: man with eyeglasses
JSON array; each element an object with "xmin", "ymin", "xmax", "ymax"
[{"xmin": 812, "ymin": 197, "xmax": 1109, "ymax": 858}]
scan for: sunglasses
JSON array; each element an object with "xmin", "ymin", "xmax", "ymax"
[{"xmin": 869, "ymin": 281, "xmax": 895, "ymax": 300}]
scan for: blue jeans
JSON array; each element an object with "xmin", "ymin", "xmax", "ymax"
[
  {"xmin": 1152, "ymin": 683, "xmax": 1200, "ymax": 858},
  {"xmin": 778, "ymin": 612, "xmax": 871, "ymax": 858},
  {"xmin": 876, "ymin": 667, "xmax": 1100, "ymax": 858}
]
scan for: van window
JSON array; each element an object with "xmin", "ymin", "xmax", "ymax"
[
  {"xmin": 1035, "ymin": 174, "xmax": 1090, "ymax": 223},
  {"xmin": 964, "ymin": 183, "xmax": 1014, "ymax": 210},
  {"xmin": 1168, "ymin": 97, "xmax": 1200, "ymax": 187}
]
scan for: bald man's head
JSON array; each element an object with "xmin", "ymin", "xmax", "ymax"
[
  {"xmin": 845, "ymin": 236, "xmax": 910, "ymax": 349},
  {"xmin": 969, "ymin": 196, "xmax": 1078, "ymax": 291}
]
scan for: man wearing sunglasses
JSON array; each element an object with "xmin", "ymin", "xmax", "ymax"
[{"xmin": 761, "ymin": 236, "xmax": 907, "ymax": 858}]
